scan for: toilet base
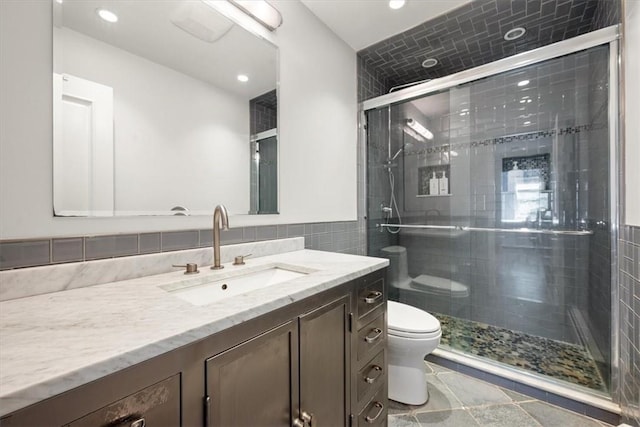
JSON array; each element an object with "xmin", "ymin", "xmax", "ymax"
[{"xmin": 388, "ymin": 361, "xmax": 429, "ymax": 405}]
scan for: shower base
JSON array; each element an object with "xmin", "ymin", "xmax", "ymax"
[{"xmin": 434, "ymin": 313, "xmax": 606, "ymax": 392}]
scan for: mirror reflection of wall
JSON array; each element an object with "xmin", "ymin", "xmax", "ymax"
[{"xmin": 52, "ymin": 0, "xmax": 277, "ymax": 217}]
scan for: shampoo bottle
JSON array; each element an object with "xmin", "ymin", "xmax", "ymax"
[
  {"xmin": 429, "ymin": 172, "xmax": 439, "ymax": 195},
  {"xmin": 439, "ymin": 171, "xmax": 449, "ymax": 195}
]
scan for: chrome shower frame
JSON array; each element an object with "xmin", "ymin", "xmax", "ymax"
[{"xmin": 359, "ymin": 25, "xmax": 621, "ymax": 412}]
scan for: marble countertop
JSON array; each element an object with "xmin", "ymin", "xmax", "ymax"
[{"xmin": 0, "ymin": 249, "xmax": 388, "ymax": 417}]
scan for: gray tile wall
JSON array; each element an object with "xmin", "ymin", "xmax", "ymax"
[
  {"xmin": 0, "ymin": 221, "xmax": 364, "ymax": 270},
  {"xmin": 249, "ymin": 89, "xmax": 277, "ymax": 134},
  {"xmin": 357, "ymin": 0, "xmax": 621, "ymax": 101},
  {"xmin": 620, "ymin": 225, "xmax": 640, "ymax": 427},
  {"xmin": 357, "ymin": 55, "xmax": 387, "ymax": 102}
]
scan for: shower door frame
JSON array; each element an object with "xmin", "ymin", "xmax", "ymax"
[{"xmin": 360, "ymin": 25, "xmax": 621, "ymax": 409}]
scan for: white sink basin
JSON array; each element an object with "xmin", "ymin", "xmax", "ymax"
[{"xmin": 163, "ymin": 266, "xmax": 309, "ymax": 306}]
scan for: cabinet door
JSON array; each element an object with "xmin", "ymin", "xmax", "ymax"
[
  {"xmin": 205, "ymin": 321, "xmax": 298, "ymax": 427},
  {"xmin": 298, "ymin": 295, "xmax": 350, "ymax": 427},
  {"xmin": 66, "ymin": 375, "xmax": 180, "ymax": 427}
]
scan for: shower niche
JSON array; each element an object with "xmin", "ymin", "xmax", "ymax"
[{"xmin": 418, "ymin": 164, "xmax": 451, "ymax": 196}]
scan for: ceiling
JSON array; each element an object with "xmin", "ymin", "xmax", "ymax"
[{"xmin": 300, "ymin": 0, "xmax": 472, "ymax": 51}]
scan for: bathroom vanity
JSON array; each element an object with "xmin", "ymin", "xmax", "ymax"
[{"xmin": 0, "ymin": 242, "xmax": 388, "ymax": 426}]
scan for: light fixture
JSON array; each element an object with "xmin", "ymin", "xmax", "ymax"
[
  {"xmin": 524, "ymin": 121, "xmax": 531, "ymax": 125},
  {"xmin": 228, "ymin": 0, "xmax": 282, "ymax": 31},
  {"xmin": 422, "ymin": 58, "xmax": 438, "ymax": 68},
  {"xmin": 96, "ymin": 8, "xmax": 118, "ymax": 23},
  {"xmin": 504, "ymin": 27, "xmax": 526, "ymax": 41},
  {"xmin": 237, "ymin": 74, "xmax": 249, "ymax": 82},
  {"xmin": 517, "ymin": 79, "xmax": 530, "ymax": 87},
  {"xmin": 406, "ymin": 118, "xmax": 434, "ymax": 140},
  {"xmin": 389, "ymin": 0, "xmax": 406, "ymax": 10}
]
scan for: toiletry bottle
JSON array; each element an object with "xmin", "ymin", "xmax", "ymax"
[
  {"xmin": 507, "ymin": 161, "xmax": 523, "ymax": 192},
  {"xmin": 429, "ymin": 172, "xmax": 439, "ymax": 195},
  {"xmin": 439, "ymin": 171, "xmax": 449, "ymax": 195}
]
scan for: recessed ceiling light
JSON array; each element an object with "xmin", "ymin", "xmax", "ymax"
[
  {"xmin": 96, "ymin": 8, "xmax": 118, "ymax": 23},
  {"xmin": 524, "ymin": 121, "xmax": 531, "ymax": 125},
  {"xmin": 517, "ymin": 79, "xmax": 530, "ymax": 87},
  {"xmin": 422, "ymin": 58, "xmax": 438, "ymax": 68},
  {"xmin": 504, "ymin": 27, "xmax": 526, "ymax": 41},
  {"xmin": 237, "ymin": 74, "xmax": 249, "ymax": 82},
  {"xmin": 389, "ymin": 0, "xmax": 406, "ymax": 10}
]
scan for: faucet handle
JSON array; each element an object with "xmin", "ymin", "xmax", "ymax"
[
  {"xmin": 172, "ymin": 263, "xmax": 199, "ymax": 274},
  {"xmin": 232, "ymin": 254, "xmax": 252, "ymax": 266}
]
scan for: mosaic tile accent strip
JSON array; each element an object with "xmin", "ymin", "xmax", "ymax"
[
  {"xmin": 357, "ymin": 0, "xmax": 620, "ymax": 99},
  {"xmin": 402, "ymin": 123, "xmax": 608, "ymax": 157},
  {"xmin": 434, "ymin": 313, "xmax": 607, "ymax": 392}
]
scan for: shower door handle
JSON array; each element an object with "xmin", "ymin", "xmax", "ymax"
[{"xmin": 364, "ymin": 291, "xmax": 382, "ymax": 304}]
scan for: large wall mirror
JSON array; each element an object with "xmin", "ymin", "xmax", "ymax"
[{"xmin": 52, "ymin": 0, "xmax": 278, "ymax": 217}]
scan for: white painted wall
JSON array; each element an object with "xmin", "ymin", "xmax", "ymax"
[
  {"xmin": 624, "ymin": 0, "xmax": 640, "ymax": 226},
  {"xmin": 0, "ymin": 0, "xmax": 357, "ymax": 239}
]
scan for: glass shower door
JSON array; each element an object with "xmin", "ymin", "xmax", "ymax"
[{"xmin": 369, "ymin": 43, "xmax": 612, "ymax": 394}]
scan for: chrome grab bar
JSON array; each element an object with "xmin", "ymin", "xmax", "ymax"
[{"xmin": 376, "ymin": 223, "xmax": 594, "ymax": 236}]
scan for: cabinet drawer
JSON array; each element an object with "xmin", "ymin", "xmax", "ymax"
[
  {"xmin": 357, "ymin": 387, "xmax": 387, "ymax": 427},
  {"xmin": 357, "ymin": 350, "xmax": 386, "ymax": 402},
  {"xmin": 357, "ymin": 313, "xmax": 385, "ymax": 362},
  {"xmin": 67, "ymin": 374, "xmax": 180, "ymax": 427},
  {"xmin": 357, "ymin": 278, "xmax": 385, "ymax": 323}
]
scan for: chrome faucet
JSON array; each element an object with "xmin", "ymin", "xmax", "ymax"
[{"xmin": 211, "ymin": 204, "xmax": 229, "ymax": 270}]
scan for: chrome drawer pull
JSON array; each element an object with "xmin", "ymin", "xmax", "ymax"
[
  {"xmin": 364, "ymin": 291, "xmax": 382, "ymax": 304},
  {"xmin": 364, "ymin": 402, "xmax": 384, "ymax": 423},
  {"xmin": 364, "ymin": 365, "xmax": 383, "ymax": 384},
  {"xmin": 364, "ymin": 328, "xmax": 383, "ymax": 343}
]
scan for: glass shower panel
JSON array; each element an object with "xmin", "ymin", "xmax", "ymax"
[{"xmin": 370, "ymin": 44, "xmax": 612, "ymax": 394}]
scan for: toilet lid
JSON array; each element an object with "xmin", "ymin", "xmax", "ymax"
[{"xmin": 387, "ymin": 301, "xmax": 441, "ymax": 334}]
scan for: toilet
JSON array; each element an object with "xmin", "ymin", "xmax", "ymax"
[
  {"xmin": 387, "ymin": 300, "xmax": 442, "ymax": 405},
  {"xmin": 381, "ymin": 245, "xmax": 468, "ymax": 404},
  {"xmin": 380, "ymin": 245, "xmax": 470, "ymax": 316}
]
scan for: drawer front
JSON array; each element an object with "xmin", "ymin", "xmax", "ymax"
[
  {"xmin": 357, "ymin": 277, "xmax": 385, "ymax": 322},
  {"xmin": 357, "ymin": 350, "xmax": 386, "ymax": 403},
  {"xmin": 357, "ymin": 314, "xmax": 385, "ymax": 362},
  {"xmin": 357, "ymin": 387, "xmax": 387, "ymax": 427},
  {"xmin": 67, "ymin": 374, "xmax": 180, "ymax": 427}
]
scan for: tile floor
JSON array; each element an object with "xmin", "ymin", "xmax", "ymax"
[{"xmin": 388, "ymin": 361, "xmax": 613, "ymax": 427}]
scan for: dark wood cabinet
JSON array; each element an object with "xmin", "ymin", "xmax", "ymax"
[
  {"xmin": 1, "ymin": 269, "xmax": 387, "ymax": 427},
  {"xmin": 205, "ymin": 295, "xmax": 350, "ymax": 427}
]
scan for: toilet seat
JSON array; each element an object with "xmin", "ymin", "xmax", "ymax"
[
  {"xmin": 411, "ymin": 275, "xmax": 470, "ymax": 297},
  {"xmin": 388, "ymin": 301, "xmax": 441, "ymax": 337}
]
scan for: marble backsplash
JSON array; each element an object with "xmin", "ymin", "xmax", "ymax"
[{"xmin": 0, "ymin": 237, "xmax": 304, "ymax": 302}]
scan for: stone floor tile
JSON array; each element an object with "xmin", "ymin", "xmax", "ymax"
[
  {"xmin": 467, "ymin": 403, "xmax": 540, "ymax": 427},
  {"xmin": 412, "ymin": 374, "xmax": 464, "ymax": 413},
  {"xmin": 388, "ymin": 414, "xmax": 421, "ymax": 427},
  {"xmin": 519, "ymin": 401, "xmax": 603, "ymax": 427},
  {"xmin": 438, "ymin": 372, "xmax": 511, "ymax": 407},
  {"xmin": 415, "ymin": 408, "xmax": 481, "ymax": 426}
]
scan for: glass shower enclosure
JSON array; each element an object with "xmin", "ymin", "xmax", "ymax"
[{"xmin": 365, "ymin": 28, "xmax": 618, "ymax": 397}]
